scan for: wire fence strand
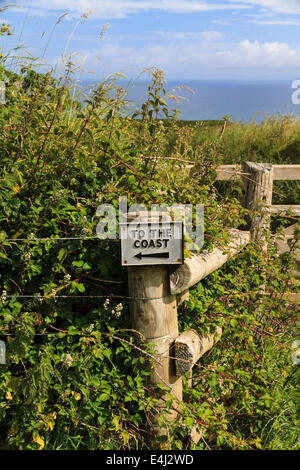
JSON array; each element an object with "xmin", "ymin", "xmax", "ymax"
[
  {"xmin": 2, "ymin": 293, "xmax": 172, "ymax": 301},
  {"xmin": 2, "ymin": 236, "xmax": 100, "ymax": 242}
]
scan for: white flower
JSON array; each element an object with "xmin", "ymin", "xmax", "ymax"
[
  {"xmin": 62, "ymin": 354, "xmax": 73, "ymax": 369},
  {"xmin": 103, "ymin": 298, "xmax": 110, "ymax": 310},
  {"xmin": 1, "ymin": 290, "xmax": 7, "ymax": 302},
  {"xmin": 63, "ymin": 274, "xmax": 71, "ymax": 284},
  {"xmin": 115, "ymin": 303, "xmax": 123, "ymax": 312},
  {"xmin": 86, "ymin": 323, "xmax": 94, "ymax": 333},
  {"xmin": 112, "ymin": 309, "xmax": 121, "ymax": 318}
]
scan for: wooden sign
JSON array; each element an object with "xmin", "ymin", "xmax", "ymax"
[{"xmin": 120, "ymin": 221, "xmax": 183, "ymax": 266}]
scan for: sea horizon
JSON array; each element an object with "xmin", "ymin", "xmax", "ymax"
[{"xmin": 79, "ymin": 78, "xmax": 300, "ymax": 123}]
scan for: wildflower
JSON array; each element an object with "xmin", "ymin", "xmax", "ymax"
[
  {"xmin": 1, "ymin": 290, "xmax": 7, "ymax": 302},
  {"xmin": 28, "ymin": 232, "xmax": 35, "ymax": 240},
  {"xmin": 112, "ymin": 309, "xmax": 121, "ymax": 318},
  {"xmin": 86, "ymin": 323, "xmax": 94, "ymax": 333},
  {"xmin": 63, "ymin": 274, "xmax": 71, "ymax": 284},
  {"xmin": 62, "ymin": 353, "xmax": 73, "ymax": 369},
  {"xmin": 25, "ymin": 252, "xmax": 32, "ymax": 261},
  {"xmin": 103, "ymin": 298, "xmax": 110, "ymax": 310},
  {"xmin": 115, "ymin": 303, "xmax": 123, "ymax": 312}
]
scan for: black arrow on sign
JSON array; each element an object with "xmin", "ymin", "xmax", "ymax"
[{"xmin": 134, "ymin": 252, "xmax": 169, "ymax": 260}]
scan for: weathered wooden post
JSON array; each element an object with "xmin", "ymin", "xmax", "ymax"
[
  {"xmin": 241, "ymin": 162, "xmax": 274, "ymax": 302},
  {"xmin": 241, "ymin": 162, "xmax": 273, "ymax": 244},
  {"xmin": 174, "ymin": 327, "xmax": 222, "ymax": 377},
  {"xmin": 121, "ymin": 212, "xmax": 184, "ymax": 447},
  {"xmin": 127, "ymin": 266, "xmax": 182, "ymax": 443}
]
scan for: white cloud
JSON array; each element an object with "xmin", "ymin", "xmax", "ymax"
[
  {"xmin": 8, "ymin": 1, "xmax": 300, "ymax": 21},
  {"xmin": 228, "ymin": 0, "xmax": 300, "ymax": 15},
  {"xmin": 249, "ymin": 19, "xmax": 300, "ymax": 25},
  {"xmin": 238, "ymin": 39, "xmax": 299, "ymax": 65},
  {"xmin": 152, "ymin": 30, "xmax": 224, "ymax": 41},
  {"xmin": 202, "ymin": 30, "xmax": 224, "ymax": 41},
  {"xmin": 62, "ymin": 38, "xmax": 300, "ymax": 79},
  {"xmin": 11, "ymin": 0, "xmax": 252, "ymax": 19},
  {"xmin": 212, "ymin": 19, "xmax": 233, "ymax": 25}
]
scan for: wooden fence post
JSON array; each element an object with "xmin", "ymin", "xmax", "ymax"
[
  {"xmin": 174, "ymin": 327, "xmax": 222, "ymax": 377},
  {"xmin": 127, "ymin": 264, "xmax": 182, "ymax": 447},
  {"xmin": 241, "ymin": 162, "xmax": 273, "ymax": 245}
]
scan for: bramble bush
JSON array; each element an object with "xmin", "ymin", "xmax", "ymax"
[{"xmin": 0, "ymin": 19, "xmax": 299, "ymax": 450}]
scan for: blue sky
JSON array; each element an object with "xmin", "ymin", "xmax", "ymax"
[{"xmin": 1, "ymin": 1, "xmax": 300, "ymax": 80}]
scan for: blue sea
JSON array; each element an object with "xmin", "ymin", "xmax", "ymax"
[{"xmin": 81, "ymin": 79, "xmax": 300, "ymax": 123}]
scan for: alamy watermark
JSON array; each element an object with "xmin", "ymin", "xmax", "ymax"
[
  {"xmin": 0, "ymin": 340, "xmax": 5, "ymax": 365},
  {"xmin": 95, "ymin": 197, "xmax": 204, "ymax": 251},
  {"xmin": 291, "ymin": 80, "xmax": 300, "ymax": 105},
  {"xmin": 291, "ymin": 340, "xmax": 300, "ymax": 365},
  {"xmin": 0, "ymin": 80, "xmax": 5, "ymax": 105}
]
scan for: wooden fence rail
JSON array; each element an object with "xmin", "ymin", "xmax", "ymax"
[
  {"xmin": 215, "ymin": 164, "xmax": 300, "ymax": 181},
  {"xmin": 170, "ymin": 229, "xmax": 250, "ymax": 295}
]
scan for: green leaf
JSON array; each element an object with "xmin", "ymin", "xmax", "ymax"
[
  {"xmin": 99, "ymin": 393, "xmax": 110, "ymax": 402},
  {"xmin": 127, "ymin": 175, "xmax": 136, "ymax": 185},
  {"xmin": 58, "ymin": 248, "xmax": 67, "ymax": 261},
  {"xmin": 76, "ymin": 283, "xmax": 85, "ymax": 293}
]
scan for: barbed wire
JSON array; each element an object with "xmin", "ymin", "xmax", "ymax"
[
  {"xmin": 3, "ymin": 286, "xmax": 297, "ymax": 302},
  {"xmin": 2, "ymin": 236, "xmax": 100, "ymax": 242},
  {"xmin": 2, "ymin": 293, "xmax": 171, "ymax": 301}
]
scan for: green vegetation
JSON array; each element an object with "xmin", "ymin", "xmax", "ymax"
[{"xmin": 0, "ymin": 20, "xmax": 299, "ymax": 450}]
